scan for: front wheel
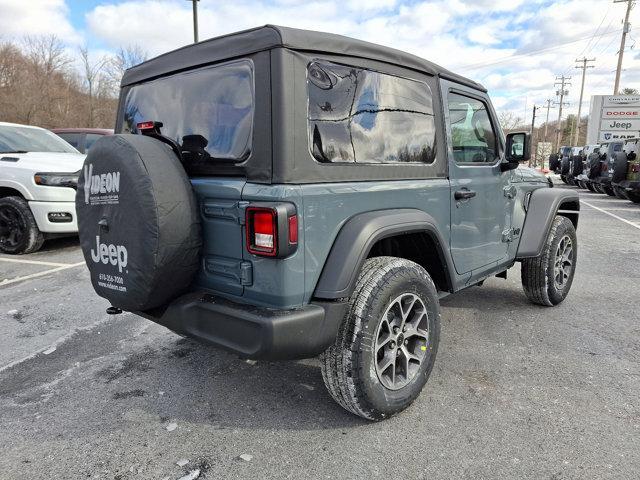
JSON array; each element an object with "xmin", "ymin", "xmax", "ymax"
[
  {"xmin": 521, "ymin": 216, "xmax": 577, "ymax": 306},
  {"xmin": 0, "ymin": 196, "xmax": 44, "ymax": 254},
  {"xmin": 320, "ymin": 256, "xmax": 440, "ymax": 421}
]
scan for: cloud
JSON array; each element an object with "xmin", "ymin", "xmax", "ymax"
[
  {"xmin": 0, "ymin": 0, "xmax": 81, "ymax": 43},
  {"xmin": 3, "ymin": 0, "xmax": 638, "ymax": 119}
]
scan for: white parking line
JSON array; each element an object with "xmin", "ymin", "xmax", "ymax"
[
  {"xmin": 581, "ymin": 200, "xmax": 640, "ymax": 230},
  {"xmin": 0, "ymin": 257, "xmax": 74, "ymax": 267},
  {"xmin": 0, "ymin": 261, "xmax": 86, "ymax": 287}
]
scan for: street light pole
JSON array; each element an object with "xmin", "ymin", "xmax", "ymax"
[{"xmin": 187, "ymin": 0, "xmax": 200, "ymax": 43}]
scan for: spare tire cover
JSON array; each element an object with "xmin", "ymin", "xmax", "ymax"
[
  {"xmin": 76, "ymin": 134, "xmax": 201, "ymax": 311},
  {"xmin": 588, "ymin": 154, "xmax": 601, "ymax": 179},
  {"xmin": 612, "ymin": 151, "xmax": 628, "ymax": 183},
  {"xmin": 571, "ymin": 155, "xmax": 583, "ymax": 176}
]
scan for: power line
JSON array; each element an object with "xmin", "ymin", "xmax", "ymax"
[
  {"xmin": 463, "ymin": 29, "xmax": 622, "ymax": 70},
  {"xmin": 465, "ymin": 30, "xmax": 621, "ymax": 71}
]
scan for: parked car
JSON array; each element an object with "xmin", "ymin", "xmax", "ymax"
[
  {"xmin": 0, "ymin": 122, "xmax": 84, "ymax": 254},
  {"xmin": 52, "ymin": 128, "xmax": 113, "ymax": 154},
  {"xmin": 612, "ymin": 138, "xmax": 640, "ymax": 203},
  {"xmin": 558, "ymin": 146, "xmax": 572, "ymax": 182},
  {"xmin": 575, "ymin": 144, "xmax": 600, "ymax": 189},
  {"xmin": 74, "ymin": 25, "xmax": 580, "ymax": 420},
  {"xmin": 592, "ymin": 141, "xmax": 624, "ymax": 195},
  {"xmin": 565, "ymin": 146, "xmax": 584, "ymax": 186}
]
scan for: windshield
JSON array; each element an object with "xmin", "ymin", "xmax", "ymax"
[
  {"xmin": 121, "ymin": 60, "xmax": 254, "ymax": 162},
  {"xmin": 0, "ymin": 125, "xmax": 79, "ymax": 154}
]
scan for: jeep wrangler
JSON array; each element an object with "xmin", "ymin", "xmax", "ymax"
[
  {"xmin": 612, "ymin": 138, "xmax": 640, "ymax": 203},
  {"xmin": 76, "ymin": 25, "xmax": 580, "ymax": 421}
]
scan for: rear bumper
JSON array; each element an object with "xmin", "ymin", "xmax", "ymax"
[
  {"xmin": 619, "ymin": 180, "xmax": 640, "ymax": 192},
  {"xmin": 28, "ymin": 201, "xmax": 77, "ymax": 233},
  {"xmin": 137, "ymin": 292, "xmax": 347, "ymax": 360}
]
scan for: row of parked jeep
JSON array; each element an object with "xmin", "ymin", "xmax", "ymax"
[{"xmin": 550, "ymin": 138, "xmax": 640, "ymax": 203}]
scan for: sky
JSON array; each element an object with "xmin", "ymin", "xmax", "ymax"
[{"xmin": 0, "ymin": 0, "xmax": 639, "ymax": 122}]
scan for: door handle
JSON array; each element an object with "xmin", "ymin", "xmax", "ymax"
[{"xmin": 454, "ymin": 189, "xmax": 477, "ymax": 200}]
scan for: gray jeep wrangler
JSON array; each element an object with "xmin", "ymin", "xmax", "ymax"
[{"xmin": 76, "ymin": 25, "xmax": 580, "ymax": 421}]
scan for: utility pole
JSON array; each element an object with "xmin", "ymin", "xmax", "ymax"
[
  {"xmin": 187, "ymin": 0, "xmax": 200, "ymax": 43},
  {"xmin": 573, "ymin": 57, "xmax": 595, "ymax": 146},
  {"xmin": 531, "ymin": 105, "xmax": 541, "ymax": 166},
  {"xmin": 613, "ymin": 0, "xmax": 634, "ymax": 95},
  {"xmin": 543, "ymin": 98, "xmax": 555, "ymax": 141},
  {"xmin": 554, "ymin": 75, "xmax": 571, "ymax": 152}
]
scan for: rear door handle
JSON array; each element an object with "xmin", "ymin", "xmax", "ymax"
[{"xmin": 454, "ymin": 189, "xmax": 477, "ymax": 200}]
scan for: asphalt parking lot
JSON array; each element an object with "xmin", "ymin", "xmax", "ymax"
[{"xmin": 1, "ymin": 184, "xmax": 639, "ymax": 480}]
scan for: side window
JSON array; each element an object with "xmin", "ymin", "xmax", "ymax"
[
  {"xmin": 84, "ymin": 134, "xmax": 103, "ymax": 152},
  {"xmin": 307, "ymin": 61, "xmax": 436, "ymax": 164},
  {"xmin": 56, "ymin": 132, "xmax": 82, "ymax": 151},
  {"xmin": 447, "ymin": 93, "xmax": 497, "ymax": 164}
]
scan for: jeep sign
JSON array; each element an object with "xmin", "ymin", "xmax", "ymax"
[{"xmin": 587, "ymin": 95, "xmax": 640, "ymax": 144}]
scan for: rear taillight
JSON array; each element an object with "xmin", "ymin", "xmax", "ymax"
[
  {"xmin": 246, "ymin": 204, "xmax": 298, "ymax": 258},
  {"xmin": 632, "ymin": 164, "xmax": 640, "ymax": 173}
]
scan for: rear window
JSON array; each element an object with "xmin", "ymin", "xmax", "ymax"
[
  {"xmin": 121, "ymin": 60, "xmax": 254, "ymax": 162},
  {"xmin": 307, "ymin": 61, "xmax": 436, "ymax": 164},
  {"xmin": 84, "ymin": 133, "xmax": 104, "ymax": 152},
  {"xmin": 56, "ymin": 132, "xmax": 82, "ymax": 150}
]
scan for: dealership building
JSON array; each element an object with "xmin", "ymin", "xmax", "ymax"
[{"xmin": 586, "ymin": 95, "xmax": 640, "ymax": 144}]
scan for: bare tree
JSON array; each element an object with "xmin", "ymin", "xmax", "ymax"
[
  {"xmin": 79, "ymin": 46, "xmax": 108, "ymax": 127},
  {"xmin": 22, "ymin": 35, "xmax": 71, "ymax": 75},
  {"xmin": 498, "ymin": 111, "xmax": 524, "ymax": 133},
  {"xmin": 104, "ymin": 45, "xmax": 148, "ymax": 95}
]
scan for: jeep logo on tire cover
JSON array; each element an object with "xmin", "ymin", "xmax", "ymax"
[{"xmin": 90, "ymin": 235, "xmax": 128, "ymax": 273}]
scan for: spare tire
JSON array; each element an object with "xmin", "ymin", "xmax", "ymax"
[
  {"xmin": 75, "ymin": 134, "xmax": 201, "ymax": 311},
  {"xmin": 549, "ymin": 154, "xmax": 560, "ymax": 172},
  {"xmin": 560, "ymin": 157, "xmax": 570, "ymax": 175},
  {"xmin": 571, "ymin": 155, "xmax": 583, "ymax": 176},
  {"xmin": 588, "ymin": 154, "xmax": 601, "ymax": 180},
  {"xmin": 612, "ymin": 151, "xmax": 629, "ymax": 184}
]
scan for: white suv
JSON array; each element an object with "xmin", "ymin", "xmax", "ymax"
[{"xmin": 0, "ymin": 122, "xmax": 85, "ymax": 254}]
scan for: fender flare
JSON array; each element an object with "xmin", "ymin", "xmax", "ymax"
[
  {"xmin": 0, "ymin": 180, "xmax": 33, "ymax": 200},
  {"xmin": 313, "ymin": 209, "xmax": 455, "ymax": 299},
  {"xmin": 516, "ymin": 188, "xmax": 579, "ymax": 259}
]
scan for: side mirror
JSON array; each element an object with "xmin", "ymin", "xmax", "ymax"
[{"xmin": 503, "ymin": 132, "xmax": 531, "ymax": 172}]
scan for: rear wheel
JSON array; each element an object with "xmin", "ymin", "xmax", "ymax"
[
  {"xmin": 320, "ymin": 256, "xmax": 440, "ymax": 421},
  {"xmin": 586, "ymin": 182, "xmax": 595, "ymax": 192},
  {"xmin": 521, "ymin": 216, "xmax": 577, "ymax": 307},
  {"xmin": 613, "ymin": 186, "xmax": 628, "ymax": 200},
  {"xmin": 628, "ymin": 192, "xmax": 640, "ymax": 204},
  {"xmin": 604, "ymin": 186, "xmax": 615, "ymax": 197},
  {"xmin": 0, "ymin": 196, "xmax": 44, "ymax": 255}
]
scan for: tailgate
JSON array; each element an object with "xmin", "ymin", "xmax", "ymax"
[{"xmin": 190, "ymin": 178, "xmax": 248, "ymax": 296}]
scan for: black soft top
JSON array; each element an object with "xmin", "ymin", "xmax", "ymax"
[{"xmin": 121, "ymin": 24, "xmax": 485, "ymax": 92}]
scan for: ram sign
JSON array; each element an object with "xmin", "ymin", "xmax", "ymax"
[{"xmin": 587, "ymin": 95, "xmax": 640, "ymax": 143}]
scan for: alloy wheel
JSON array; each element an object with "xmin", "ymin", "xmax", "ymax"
[{"xmin": 374, "ymin": 293, "xmax": 430, "ymax": 390}]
